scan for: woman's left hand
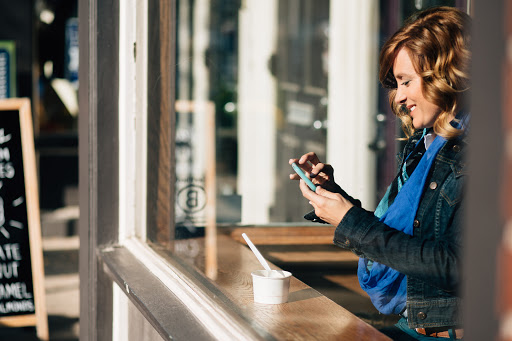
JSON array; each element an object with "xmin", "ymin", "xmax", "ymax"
[{"xmin": 299, "ymin": 180, "xmax": 354, "ymax": 226}]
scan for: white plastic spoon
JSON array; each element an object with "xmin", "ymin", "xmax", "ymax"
[{"xmin": 242, "ymin": 233, "xmax": 272, "ymax": 271}]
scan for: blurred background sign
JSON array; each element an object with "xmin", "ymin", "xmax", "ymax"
[
  {"xmin": 64, "ymin": 18, "xmax": 78, "ymax": 88},
  {"xmin": 0, "ymin": 41, "xmax": 16, "ymax": 99}
]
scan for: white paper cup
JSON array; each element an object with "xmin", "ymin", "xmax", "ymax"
[{"xmin": 251, "ymin": 270, "xmax": 292, "ymax": 304}]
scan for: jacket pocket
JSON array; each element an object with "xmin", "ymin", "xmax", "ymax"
[{"xmin": 440, "ymin": 171, "xmax": 465, "ymax": 206}]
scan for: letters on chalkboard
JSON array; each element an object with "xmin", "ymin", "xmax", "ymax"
[
  {"xmin": 0, "ymin": 98, "xmax": 48, "ymax": 340},
  {"xmin": 0, "ymin": 109, "xmax": 35, "ymax": 317}
]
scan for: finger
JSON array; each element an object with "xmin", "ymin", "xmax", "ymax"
[
  {"xmin": 315, "ymin": 185, "xmax": 335, "ymax": 197},
  {"xmin": 292, "ymin": 158, "xmax": 313, "ymax": 174},
  {"xmin": 308, "ymin": 200, "xmax": 318, "ymax": 210},
  {"xmin": 299, "ymin": 161, "xmax": 314, "ymax": 173},
  {"xmin": 311, "ymin": 163, "xmax": 334, "ymax": 178},
  {"xmin": 289, "ymin": 173, "xmax": 300, "ymax": 180},
  {"xmin": 315, "ymin": 186, "xmax": 333, "ymax": 197},
  {"xmin": 289, "ymin": 158, "xmax": 305, "ymax": 180},
  {"xmin": 316, "ymin": 186, "xmax": 343, "ymax": 203},
  {"xmin": 289, "ymin": 158, "xmax": 306, "ymax": 180},
  {"xmin": 310, "ymin": 162, "xmax": 326, "ymax": 177},
  {"xmin": 299, "ymin": 179, "xmax": 317, "ymax": 200},
  {"xmin": 298, "ymin": 152, "xmax": 320, "ymax": 167},
  {"xmin": 288, "ymin": 158, "xmax": 299, "ymax": 165}
]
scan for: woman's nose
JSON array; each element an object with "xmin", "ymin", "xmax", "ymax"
[{"xmin": 395, "ymin": 88, "xmax": 406, "ymax": 104}]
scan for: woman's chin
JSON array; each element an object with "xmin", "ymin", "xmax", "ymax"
[{"xmin": 412, "ymin": 120, "xmax": 426, "ymax": 130}]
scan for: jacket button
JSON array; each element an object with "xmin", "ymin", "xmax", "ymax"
[
  {"xmin": 344, "ymin": 239, "xmax": 350, "ymax": 246},
  {"xmin": 429, "ymin": 181, "xmax": 438, "ymax": 190},
  {"xmin": 417, "ymin": 312, "xmax": 427, "ymax": 320},
  {"xmin": 453, "ymin": 145, "xmax": 461, "ymax": 152},
  {"xmin": 413, "ymin": 220, "xmax": 420, "ymax": 228}
]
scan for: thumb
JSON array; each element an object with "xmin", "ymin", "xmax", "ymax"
[{"xmin": 316, "ymin": 186, "xmax": 336, "ymax": 198}]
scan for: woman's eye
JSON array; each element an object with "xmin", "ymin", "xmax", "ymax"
[{"xmin": 401, "ymin": 80, "xmax": 410, "ymax": 86}]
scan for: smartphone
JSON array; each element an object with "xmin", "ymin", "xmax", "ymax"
[{"xmin": 291, "ymin": 163, "xmax": 317, "ymax": 191}]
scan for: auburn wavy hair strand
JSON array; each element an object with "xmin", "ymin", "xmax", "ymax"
[{"xmin": 379, "ymin": 7, "xmax": 471, "ymax": 139}]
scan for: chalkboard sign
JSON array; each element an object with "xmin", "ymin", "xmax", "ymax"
[{"xmin": 0, "ymin": 98, "xmax": 48, "ymax": 340}]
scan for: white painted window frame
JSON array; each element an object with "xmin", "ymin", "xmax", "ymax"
[
  {"xmin": 114, "ymin": 1, "xmax": 260, "ymax": 339},
  {"xmin": 114, "ymin": 0, "xmax": 380, "ymax": 339}
]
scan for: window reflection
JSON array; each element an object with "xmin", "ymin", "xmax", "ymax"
[
  {"xmin": 168, "ymin": 0, "xmax": 467, "ymax": 332},
  {"xmin": 175, "ymin": 0, "xmax": 330, "ymax": 234}
]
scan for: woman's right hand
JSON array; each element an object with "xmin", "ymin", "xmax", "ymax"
[{"xmin": 289, "ymin": 152, "xmax": 339, "ymax": 193}]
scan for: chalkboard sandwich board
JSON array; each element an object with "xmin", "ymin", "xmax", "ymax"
[{"xmin": 0, "ymin": 98, "xmax": 48, "ymax": 340}]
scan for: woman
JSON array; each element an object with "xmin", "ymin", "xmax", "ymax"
[{"xmin": 289, "ymin": 7, "xmax": 470, "ymax": 340}]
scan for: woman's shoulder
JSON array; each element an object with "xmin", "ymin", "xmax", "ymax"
[{"xmin": 436, "ymin": 133, "xmax": 468, "ymax": 174}]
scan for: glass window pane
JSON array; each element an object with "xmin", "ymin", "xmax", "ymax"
[
  {"xmin": 175, "ymin": 0, "xmax": 330, "ymax": 232},
  {"xmin": 148, "ymin": 0, "xmax": 470, "ymax": 333}
]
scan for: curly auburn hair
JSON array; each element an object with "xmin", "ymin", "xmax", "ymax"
[{"xmin": 379, "ymin": 6, "xmax": 471, "ymax": 139}]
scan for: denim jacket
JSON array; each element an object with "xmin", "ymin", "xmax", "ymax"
[{"xmin": 332, "ymin": 129, "xmax": 466, "ymax": 328}]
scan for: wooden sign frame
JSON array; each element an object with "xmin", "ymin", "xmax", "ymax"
[
  {"xmin": 175, "ymin": 100, "xmax": 217, "ymax": 278},
  {"xmin": 0, "ymin": 98, "xmax": 48, "ymax": 340}
]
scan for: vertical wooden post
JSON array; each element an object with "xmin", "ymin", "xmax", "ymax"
[
  {"xmin": 204, "ymin": 102, "xmax": 217, "ymax": 280},
  {"xmin": 20, "ymin": 99, "xmax": 48, "ymax": 341}
]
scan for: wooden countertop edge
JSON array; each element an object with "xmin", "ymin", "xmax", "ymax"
[
  {"xmin": 229, "ymin": 225, "xmax": 337, "ymax": 245},
  {"xmin": 200, "ymin": 233, "xmax": 392, "ymax": 341}
]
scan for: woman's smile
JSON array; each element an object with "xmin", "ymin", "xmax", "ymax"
[{"xmin": 393, "ymin": 48, "xmax": 441, "ymax": 129}]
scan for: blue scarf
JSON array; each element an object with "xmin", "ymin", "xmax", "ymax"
[{"xmin": 357, "ymin": 131, "xmax": 447, "ymax": 315}]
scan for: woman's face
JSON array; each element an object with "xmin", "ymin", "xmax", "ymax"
[{"xmin": 393, "ymin": 48, "xmax": 442, "ymax": 129}]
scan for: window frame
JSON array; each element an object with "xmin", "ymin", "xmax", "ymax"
[
  {"xmin": 79, "ymin": 0, "xmax": 263, "ymax": 339},
  {"xmin": 79, "ymin": 0, "xmax": 503, "ymax": 339}
]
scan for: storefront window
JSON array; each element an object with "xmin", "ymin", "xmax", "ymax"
[
  {"xmin": 170, "ymin": 0, "xmax": 467, "ymax": 235},
  {"xmin": 142, "ymin": 0, "xmax": 469, "ymax": 331},
  {"xmin": 78, "ymin": 0, "xmax": 505, "ymax": 338},
  {"xmin": 145, "ymin": 0, "xmax": 380, "ymax": 329},
  {"xmin": 173, "ymin": 0, "xmax": 330, "ymax": 233}
]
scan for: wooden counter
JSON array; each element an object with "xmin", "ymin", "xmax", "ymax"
[
  {"xmin": 174, "ymin": 229, "xmax": 391, "ymax": 341},
  {"xmin": 230, "ymin": 226, "xmax": 337, "ymax": 245}
]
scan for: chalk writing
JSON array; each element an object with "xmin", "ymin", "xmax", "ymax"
[
  {"xmin": 0, "ymin": 110, "xmax": 37, "ymax": 317},
  {"xmin": 0, "ymin": 243, "xmax": 22, "ymax": 261},
  {"xmin": 0, "ymin": 282, "xmax": 32, "ymax": 300},
  {"xmin": 0, "ymin": 130, "xmax": 14, "ymax": 179},
  {"xmin": 0, "ymin": 300, "xmax": 34, "ymax": 314}
]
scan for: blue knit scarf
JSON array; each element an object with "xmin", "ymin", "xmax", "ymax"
[{"xmin": 357, "ymin": 131, "xmax": 447, "ymax": 315}]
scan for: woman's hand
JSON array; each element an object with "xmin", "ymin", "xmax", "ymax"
[
  {"xmin": 289, "ymin": 152, "xmax": 339, "ymax": 193},
  {"xmin": 298, "ymin": 180, "xmax": 353, "ymax": 226}
]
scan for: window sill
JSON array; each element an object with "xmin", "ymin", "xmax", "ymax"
[{"xmin": 100, "ymin": 230, "xmax": 390, "ymax": 340}]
